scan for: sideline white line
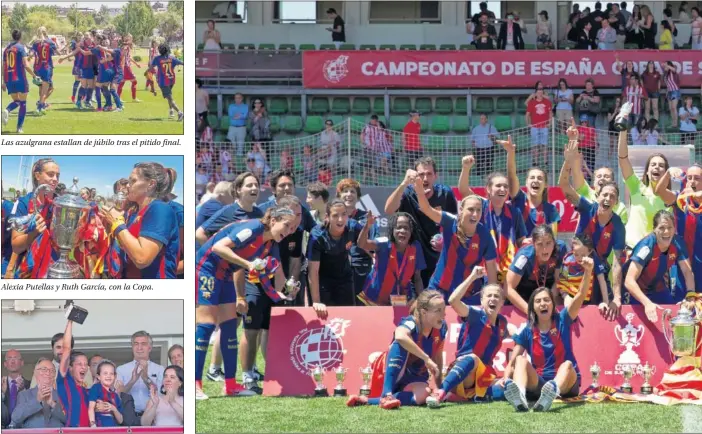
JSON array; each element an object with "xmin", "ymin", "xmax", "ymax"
[{"xmin": 681, "ymin": 405, "xmax": 702, "ymax": 433}]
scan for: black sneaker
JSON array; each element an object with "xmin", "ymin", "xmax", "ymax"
[
  {"xmin": 243, "ymin": 379, "xmax": 263, "ymax": 395},
  {"xmin": 206, "ymin": 367, "xmax": 225, "ymax": 382},
  {"xmin": 253, "ymin": 367, "xmax": 265, "ymax": 381}
]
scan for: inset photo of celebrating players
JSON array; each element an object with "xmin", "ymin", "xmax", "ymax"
[
  {"xmin": 1, "ymin": 1, "xmax": 184, "ymax": 135},
  {"xmin": 1, "ymin": 299, "xmax": 184, "ymax": 431},
  {"xmin": 1, "ymin": 155, "xmax": 184, "ymax": 279}
]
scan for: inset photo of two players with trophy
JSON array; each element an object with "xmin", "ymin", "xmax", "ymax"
[
  {"xmin": 1, "ymin": 299, "xmax": 184, "ymax": 431},
  {"xmin": 1, "ymin": 155, "xmax": 184, "ymax": 279}
]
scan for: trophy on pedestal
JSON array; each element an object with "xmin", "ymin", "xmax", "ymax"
[
  {"xmin": 621, "ymin": 365, "xmax": 633, "ymax": 393},
  {"xmin": 359, "ymin": 366, "xmax": 373, "ymax": 396},
  {"xmin": 614, "ymin": 102, "xmax": 633, "ymax": 131},
  {"xmin": 590, "ymin": 361, "xmax": 601, "ymax": 388},
  {"xmin": 640, "ymin": 362, "xmax": 653, "ymax": 395},
  {"xmin": 47, "ymin": 178, "xmax": 90, "ymax": 279},
  {"xmin": 310, "ymin": 365, "xmax": 328, "ymax": 397},
  {"xmin": 662, "ymin": 306, "xmax": 702, "ymax": 358},
  {"xmin": 333, "ymin": 366, "xmax": 348, "ymax": 397}
]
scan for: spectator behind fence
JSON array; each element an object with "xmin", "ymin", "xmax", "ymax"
[
  {"xmin": 631, "ymin": 117, "xmax": 658, "ymax": 146},
  {"xmin": 3, "ymin": 350, "xmax": 31, "ymax": 418},
  {"xmin": 554, "ymin": 78, "xmax": 574, "ymax": 124},
  {"xmin": 623, "ymin": 74, "xmax": 647, "ymax": 125},
  {"xmin": 691, "ymin": 7, "xmax": 702, "ymax": 49},
  {"xmin": 195, "ymin": 79, "xmax": 209, "ymax": 133},
  {"xmin": 577, "ymin": 78, "xmax": 601, "ymax": 126},
  {"xmin": 473, "ymin": 12, "xmax": 497, "ymax": 49},
  {"xmin": 202, "ymin": 20, "xmax": 221, "ymax": 50},
  {"xmin": 227, "ymin": 93, "xmax": 248, "ymax": 156},
  {"xmin": 497, "ymin": 12, "xmax": 524, "ymax": 50},
  {"xmin": 536, "ymin": 10, "xmax": 553, "ymax": 48},
  {"xmin": 679, "ymin": 95, "xmax": 699, "ymax": 145},
  {"xmin": 402, "ymin": 111, "xmax": 423, "ymax": 165},
  {"xmin": 526, "ymin": 86, "xmax": 552, "ymax": 166},
  {"xmin": 248, "ymin": 98, "xmax": 272, "ymax": 151},
  {"xmin": 326, "ymin": 8, "xmax": 346, "ymax": 49},
  {"xmin": 659, "ymin": 20, "xmax": 674, "ymax": 49},
  {"xmin": 10, "ymin": 358, "xmax": 64, "ymax": 429},
  {"xmin": 247, "ymin": 142, "xmax": 271, "ymax": 181},
  {"xmin": 302, "ymin": 145, "xmax": 316, "ymax": 184},
  {"xmin": 642, "ymin": 61, "xmax": 661, "ymax": 122},
  {"xmin": 319, "ymin": 119, "xmax": 340, "ymax": 171},
  {"xmin": 116, "ymin": 331, "xmax": 165, "ymax": 416},
  {"xmin": 470, "ymin": 113, "xmax": 497, "ymax": 177},
  {"xmin": 141, "ymin": 366, "xmax": 183, "ymax": 427},
  {"xmin": 596, "ymin": 16, "xmax": 617, "ymax": 49},
  {"xmin": 577, "ymin": 114, "xmax": 597, "ymax": 175},
  {"xmin": 664, "ymin": 61, "xmax": 681, "ymax": 128}
]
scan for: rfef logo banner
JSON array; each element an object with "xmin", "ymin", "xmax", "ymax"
[
  {"xmin": 303, "ymin": 50, "xmax": 702, "ymax": 89},
  {"xmin": 264, "ymin": 306, "xmax": 675, "ymax": 396}
]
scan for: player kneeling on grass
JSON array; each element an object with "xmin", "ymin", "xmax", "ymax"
[
  {"xmin": 425, "ymin": 269, "xmax": 508, "ymax": 407},
  {"xmin": 347, "ymin": 290, "xmax": 446, "ymax": 409},
  {"xmin": 503, "ymin": 258, "xmax": 591, "ymax": 412},
  {"xmin": 2, "ymin": 29, "xmax": 38, "ymax": 134},
  {"xmin": 150, "ymin": 44, "xmax": 183, "ymax": 121}
]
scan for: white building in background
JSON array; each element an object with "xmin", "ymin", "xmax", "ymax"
[{"xmin": 1, "ymin": 299, "xmax": 183, "ymax": 381}]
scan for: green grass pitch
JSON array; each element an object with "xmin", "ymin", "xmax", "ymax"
[
  {"xmin": 1, "ymin": 48, "xmax": 184, "ymax": 135},
  {"xmin": 195, "ymin": 330, "xmax": 695, "ymax": 433}
]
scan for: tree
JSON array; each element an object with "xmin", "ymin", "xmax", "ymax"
[
  {"xmin": 167, "ymin": 1, "xmax": 184, "ymax": 16},
  {"xmin": 95, "ymin": 4, "xmax": 111, "ymax": 26},
  {"xmin": 1, "ymin": 15, "xmax": 11, "ymax": 42},
  {"xmin": 8, "ymin": 3, "xmax": 29, "ymax": 36},
  {"xmin": 66, "ymin": 5, "xmax": 96, "ymax": 33},
  {"xmin": 27, "ymin": 5, "xmax": 58, "ymax": 18},
  {"xmin": 113, "ymin": 2, "xmax": 157, "ymax": 44},
  {"xmin": 26, "ymin": 11, "xmax": 65, "ymax": 36},
  {"xmin": 157, "ymin": 11, "xmax": 183, "ymax": 42}
]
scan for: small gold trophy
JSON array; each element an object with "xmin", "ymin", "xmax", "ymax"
[
  {"xmin": 359, "ymin": 366, "xmax": 373, "ymax": 396},
  {"xmin": 640, "ymin": 362, "xmax": 653, "ymax": 395},
  {"xmin": 589, "ymin": 361, "xmax": 601, "ymax": 388},
  {"xmin": 333, "ymin": 366, "xmax": 348, "ymax": 397},
  {"xmin": 310, "ymin": 365, "xmax": 328, "ymax": 397},
  {"xmin": 621, "ymin": 365, "xmax": 633, "ymax": 393}
]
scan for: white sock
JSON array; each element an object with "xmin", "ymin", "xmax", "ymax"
[
  {"xmin": 517, "ymin": 384, "xmax": 526, "ymax": 396},
  {"xmin": 242, "ymin": 370, "xmax": 255, "ymax": 382},
  {"xmin": 209, "ymin": 363, "xmax": 220, "ymax": 371}
]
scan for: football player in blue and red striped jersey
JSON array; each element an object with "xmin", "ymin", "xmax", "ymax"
[
  {"xmin": 426, "ymin": 268, "xmax": 508, "ymax": 407},
  {"xmin": 2, "ymin": 30, "xmax": 37, "ymax": 134},
  {"xmin": 458, "ymin": 156, "xmax": 527, "ymax": 284},
  {"xmin": 560, "ymin": 139, "xmax": 625, "ymax": 315},
  {"xmin": 506, "ymin": 225, "xmax": 567, "ymax": 314},
  {"xmin": 624, "ymin": 210, "xmax": 695, "ymax": 322},
  {"xmin": 29, "ymin": 27, "xmax": 56, "ymax": 114},
  {"xmin": 557, "ymin": 233, "xmax": 614, "ymax": 319},
  {"xmin": 502, "ymin": 136, "xmax": 560, "ymax": 237},
  {"xmin": 59, "ymin": 33, "xmax": 96, "ymax": 110},
  {"xmin": 88, "ymin": 360, "xmax": 123, "ymax": 427},
  {"xmin": 69, "ymin": 32, "xmax": 83, "ymax": 102},
  {"xmin": 413, "ymin": 176, "xmax": 498, "ymax": 304},
  {"xmin": 150, "ymin": 44, "xmax": 183, "ymax": 121},
  {"xmin": 96, "ymin": 38, "xmax": 125, "ymax": 112},
  {"xmin": 503, "ymin": 257, "xmax": 592, "ymax": 412},
  {"xmin": 57, "ymin": 318, "xmax": 90, "ymax": 427},
  {"xmin": 653, "ymin": 164, "xmax": 702, "ymax": 294},
  {"xmin": 194, "ymin": 205, "xmax": 296, "ymax": 400},
  {"xmin": 357, "ymin": 211, "xmax": 426, "ymax": 306},
  {"xmin": 347, "ymin": 290, "xmax": 447, "ymax": 409}
]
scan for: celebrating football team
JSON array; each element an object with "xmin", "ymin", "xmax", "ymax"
[
  {"xmin": 1, "ymin": 26, "xmax": 183, "ymax": 133},
  {"xmin": 195, "ymin": 104, "xmax": 702, "ymax": 411}
]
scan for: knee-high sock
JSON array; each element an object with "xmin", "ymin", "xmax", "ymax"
[
  {"xmin": 440, "ymin": 356, "xmax": 476, "ymax": 393},
  {"xmin": 195, "ymin": 323, "xmax": 216, "ymax": 381},
  {"xmin": 220, "ymin": 318, "xmax": 239, "ymax": 382},
  {"xmin": 110, "ymin": 89, "xmax": 122, "ymax": 108},
  {"xmin": 6, "ymin": 101, "xmax": 19, "ymax": 112},
  {"xmin": 72, "ymin": 81, "xmax": 80, "ymax": 98},
  {"xmin": 117, "ymin": 81, "xmax": 125, "ymax": 97},
  {"xmin": 86, "ymin": 88, "xmax": 94, "ymax": 102},
  {"xmin": 17, "ymin": 101, "xmax": 26, "ymax": 129},
  {"xmin": 77, "ymin": 88, "xmax": 86, "ymax": 103},
  {"xmin": 95, "ymin": 88, "xmax": 102, "ymax": 109},
  {"xmin": 103, "ymin": 88, "xmax": 112, "ymax": 107},
  {"xmin": 131, "ymin": 81, "xmax": 137, "ymax": 100}
]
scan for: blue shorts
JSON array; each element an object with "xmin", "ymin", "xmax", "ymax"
[
  {"xmin": 196, "ymin": 270, "xmax": 236, "ymax": 306},
  {"xmin": 244, "ymin": 281, "xmax": 273, "ymax": 330},
  {"xmin": 98, "ymin": 70, "xmax": 115, "ymax": 84},
  {"xmin": 159, "ymin": 84, "xmax": 173, "ymax": 98},
  {"xmin": 531, "ymin": 127, "xmax": 549, "ymax": 146},
  {"xmin": 649, "ymin": 91, "xmax": 660, "ymax": 99},
  {"xmin": 36, "ymin": 69, "xmax": 53, "ymax": 85},
  {"xmin": 81, "ymin": 68, "xmax": 95, "ymax": 79},
  {"xmin": 668, "ymin": 90, "xmax": 681, "ymax": 101},
  {"xmin": 527, "ymin": 375, "xmax": 581, "ymax": 400},
  {"xmin": 72, "ymin": 65, "xmax": 81, "ymax": 76},
  {"xmin": 626, "ymin": 289, "xmax": 681, "ymax": 305},
  {"xmin": 6, "ymin": 80, "xmax": 28, "ymax": 94},
  {"xmin": 113, "ymin": 71, "xmax": 124, "ymax": 85}
]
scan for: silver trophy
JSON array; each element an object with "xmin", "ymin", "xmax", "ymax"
[
  {"xmin": 7, "ymin": 184, "xmax": 53, "ymax": 233},
  {"xmin": 310, "ymin": 365, "xmax": 328, "ymax": 397},
  {"xmin": 621, "ymin": 365, "xmax": 633, "ymax": 393},
  {"xmin": 359, "ymin": 366, "xmax": 373, "ymax": 396},
  {"xmin": 333, "ymin": 366, "xmax": 348, "ymax": 397},
  {"xmin": 614, "ymin": 101, "xmax": 633, "ymax": 131},
  {"xmin": 590, "ymin": 361, "xmax": 601, "ymax": 388},
  {"xmin": 47, "ymin": 178, "xmax": 90, "ymax": 279},
  {"xmin": 640, "ymin": 362, "xmax": 653, "ymax": 395}
]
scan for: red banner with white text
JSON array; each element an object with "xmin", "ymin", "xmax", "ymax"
[
  {"xmin": 303, "ymin": 50, "xmax": 702, "ymax": 89},
  {"xmin": 455, "ymin": 187, "xmax": 580, "ymax": 233},
  {"xmin": 264, "ymin": 306, "xmax": 678, "ymax": 397}
]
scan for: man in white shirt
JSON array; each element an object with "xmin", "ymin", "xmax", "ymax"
[{"xmin": 116, "ymin": 331, "xmax": 165, "ymax": 416}]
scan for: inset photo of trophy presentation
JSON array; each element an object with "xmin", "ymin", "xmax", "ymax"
[
  {"xmin": 1, "ymin": 155, "xmax": 184, "ymax": 279},
  {"xmin": 1, "ymin": 299, "xmax": 184, "ymax": 432},
  {"xmin": 1, "ymin": 1, "xmax": 184, "ymax": 135}
]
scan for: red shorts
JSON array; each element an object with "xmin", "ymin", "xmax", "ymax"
[{"xmin": 123, "ymin": 66, "xmax": 136, "ymax": 81}]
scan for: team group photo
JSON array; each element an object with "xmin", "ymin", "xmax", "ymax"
[
  {"xmin": 1, "ymin": 1, "xmax": 184, "ymax": 135},
  {"xmin": 1, "ymin": 155, "xmax": 184, "ymax": 279},
  {"xmin": 195, "ymin": 1, "xmax": 702, "ymax": 432}
]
